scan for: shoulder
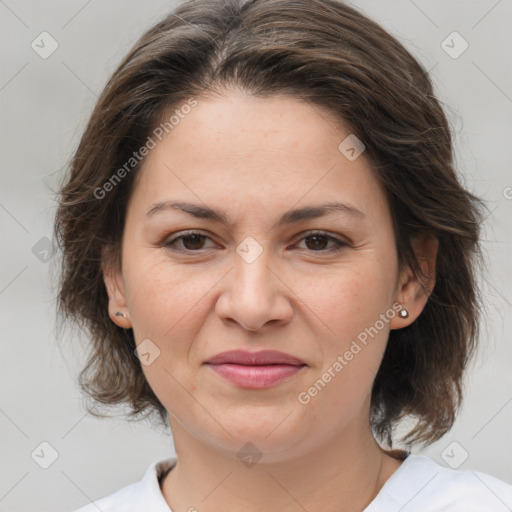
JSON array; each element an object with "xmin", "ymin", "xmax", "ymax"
[
  {"xmin": 73, "ymin": 457, "xmax": 176, "ymax": 512},
  {"xmin": 367, "ymin": 454, "xmax": 512, "ymax": 512}
]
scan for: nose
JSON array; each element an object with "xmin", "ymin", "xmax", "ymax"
[{"xmin": 214, "ymin": 250, "xmax": 294, "ymax": 332}]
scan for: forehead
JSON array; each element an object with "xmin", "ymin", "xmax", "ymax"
[{"xmin": 129, "ymin": 92, "xmax": 388, "ymax": 222}]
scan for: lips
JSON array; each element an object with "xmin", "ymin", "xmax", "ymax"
[
  {"xmin": 204, "ymin": 350, "xmax": 307, "ymax": 389},
  {"xmin": 205, "ymin": 349, "xmax": 305, "ymax": 366}
]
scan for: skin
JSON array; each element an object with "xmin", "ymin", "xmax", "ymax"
[{"xmin": 103, "ymin": 90, "xmax": 437, "ymax": 512}]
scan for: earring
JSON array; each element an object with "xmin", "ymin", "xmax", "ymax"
[
  {"xmin": 115, "ymin": 311, "xmax": 127, "ymax": 318},
  {"xmin": 399, "ymin": 308, "xmax": 409, "ymax": 319}
]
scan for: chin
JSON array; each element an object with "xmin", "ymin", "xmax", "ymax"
[{"xmin": 209, "ymin": 415, "xmax": 311, "ymax": 460}]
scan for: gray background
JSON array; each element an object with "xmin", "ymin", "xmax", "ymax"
[{"xmin": 0, "ymin": 0, "xmax": 511, "ymax": 510}]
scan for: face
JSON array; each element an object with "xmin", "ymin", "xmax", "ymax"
[{"xmin": 104, "ymin": 91, "xmax": 430, "ymax": 462}]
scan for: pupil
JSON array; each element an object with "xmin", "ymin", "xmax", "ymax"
[
  {"xmin": 184, "ymin": 235, "xmax": 204, "ymax": 250},
  {"xmin": 306, "ymin": 235, "xmax": 327, "ymax": 250}
]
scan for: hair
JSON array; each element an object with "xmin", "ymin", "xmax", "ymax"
[{"xmin": 54, "ymin": 0, "xmax": 484, "ymax": 447}]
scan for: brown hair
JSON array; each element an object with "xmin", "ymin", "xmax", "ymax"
[{"xmin": 54, "ymin": 0, "xmax": 484, "ymax": 447}]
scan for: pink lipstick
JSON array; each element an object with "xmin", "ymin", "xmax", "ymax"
[{"xmin": 204, "ymin": 350, "xmax": 307, "ymax": 389}]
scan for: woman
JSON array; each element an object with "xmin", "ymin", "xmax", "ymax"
[{"xmin": 55, "ymin": 0, "xmax": 512, "ymax": 510}]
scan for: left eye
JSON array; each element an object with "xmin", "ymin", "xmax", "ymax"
[
  {"xmin": 164, "ymin": 231, "xmax": 347, "ymax": 253},
  {"xmin": 295, "ymin": 232, "xmax": 347, "ymax": 252}
]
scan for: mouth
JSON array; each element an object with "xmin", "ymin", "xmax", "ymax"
[{"xmin": 203, "ymin": 350, "xmax": 307, "ymax": 389}]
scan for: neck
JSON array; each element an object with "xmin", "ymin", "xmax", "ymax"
[{"xmin": 161, "ymin": 418, "xmax": 403, "ymax": 512}]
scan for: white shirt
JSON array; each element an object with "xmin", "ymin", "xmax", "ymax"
[{"xmin": 74, "ymin": 454, "xmax": 512, "ymax": 511}]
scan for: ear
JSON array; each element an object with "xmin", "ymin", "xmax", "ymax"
[
  {"xmin": 390, "ymin": 233, "xmax": 438, "ymax": 330},
  {"xmin": 101, "ymin": 245, "xmax": 133, "ymax": 329}
]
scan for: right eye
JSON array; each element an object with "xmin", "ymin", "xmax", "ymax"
[{"xmin": 164, "ymin": 231, "xmax": 219, "ymax": 252}]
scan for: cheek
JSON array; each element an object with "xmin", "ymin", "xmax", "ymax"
[
  {"xmin": 123, "ymin": 254, "xmax": 213, "ymax": 404},
  {"xmin": 295, "ymin": 271, "xmax": 394, "ymax": 427},
  {"xmin": 303, "ymin": 263, "xmax": 397, "ymax": 394},
  {"xmin": 305, "ymin": 263, "xmax": 396, "ymax": 339},
  {"xmin": 123, "ymin": 251, "xmax": 222, "ymax": 356}
]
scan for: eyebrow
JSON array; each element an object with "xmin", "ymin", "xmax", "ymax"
[{"xmin": 146, "ymin": 200, "xmax": 365, "ymax": 227}]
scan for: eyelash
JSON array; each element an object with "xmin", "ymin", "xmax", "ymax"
[{"xmin": 163, "ymin": 230, "xmax": 349, "ymax": 254}]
